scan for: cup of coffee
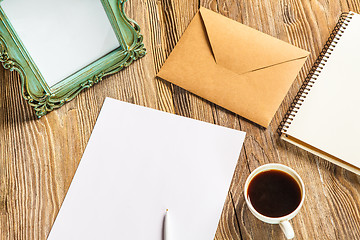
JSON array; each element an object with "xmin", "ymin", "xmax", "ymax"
[{"xmin": 244, "ymin": 163, "xmax": 305, "ymax": 239}]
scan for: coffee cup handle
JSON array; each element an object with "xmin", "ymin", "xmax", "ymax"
[{"xmin": 279, "ymin": 220, "xmax": 294, "ymax": 239}]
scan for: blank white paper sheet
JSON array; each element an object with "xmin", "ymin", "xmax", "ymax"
[
  {"xmin": 47, "ymin": 98, "xmax": 246, "ymax": 240},
  {"xmin": 1, "ymin": 0, "xmax": 120, "ymax": 87}
]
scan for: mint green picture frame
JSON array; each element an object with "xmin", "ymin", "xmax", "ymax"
[{"xmin": 0, "ymin": 0, "xmax": 146, "ymax": 117}]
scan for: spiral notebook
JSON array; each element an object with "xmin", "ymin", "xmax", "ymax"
[{"xmin": 279, "ymin": 12, "xmax": 360, "ymax": 175}]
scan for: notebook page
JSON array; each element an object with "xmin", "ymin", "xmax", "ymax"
[
  {"xmin": 47, "ymin": 98, "xmax": 246, "ymax": 240},
  {"xmin": 286, "ymin": 12, "xmax": 360, "ymax": 167}
]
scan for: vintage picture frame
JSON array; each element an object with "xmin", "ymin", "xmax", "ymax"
[{"xmin": 0, "ymin": 0, "xmax": 146, "ymax": 117}]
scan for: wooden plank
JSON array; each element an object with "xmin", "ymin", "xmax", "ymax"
[{"xmin": 1, "ymin": 0, "xmax": 360, "ymax": 239}]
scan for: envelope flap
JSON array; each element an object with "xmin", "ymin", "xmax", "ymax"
[{"xmin": 199, "ymin": 7, "xmax": 309, "ymax": 74}]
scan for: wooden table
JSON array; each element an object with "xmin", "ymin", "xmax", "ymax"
[{"xmin": 1, "ymin": 0, "xmax": 360, "ymax": 239}]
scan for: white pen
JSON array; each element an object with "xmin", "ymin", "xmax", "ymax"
[{"xmin": 164, "ymin": 209, "xmax": 170, "ymax": 240}]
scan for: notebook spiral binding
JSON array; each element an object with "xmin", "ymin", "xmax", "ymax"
[{"xmin": 278, "ymin": 12, "xmax": 354, "ymax": 135}]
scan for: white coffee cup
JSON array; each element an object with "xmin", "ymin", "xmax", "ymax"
[{"xmin": 244, "ymin": 163, "xmax": 305, "ymax": 239}]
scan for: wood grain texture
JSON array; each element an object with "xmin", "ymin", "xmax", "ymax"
[{"xmin": 1, "ymin": 0, "xmax": 360, "ymax": 239}]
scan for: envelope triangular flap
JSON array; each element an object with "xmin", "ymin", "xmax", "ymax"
[{"xmin": 199, "ymin": 7, "xmax": 309, "ymax": 75}]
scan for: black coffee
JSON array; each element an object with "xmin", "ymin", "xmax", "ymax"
[{"xmin": 248, "ymin": 170, "xmax": 301, "ymax": 217}]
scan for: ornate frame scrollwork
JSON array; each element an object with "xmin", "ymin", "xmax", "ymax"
[{"xmin": 0, "ymin": 0, "xmax": 146, "ymax": 117}]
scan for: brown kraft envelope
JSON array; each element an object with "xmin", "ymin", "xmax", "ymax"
[{"xmin": 157, "ymin": 7, "xmax": 309, "ymax": 127}]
